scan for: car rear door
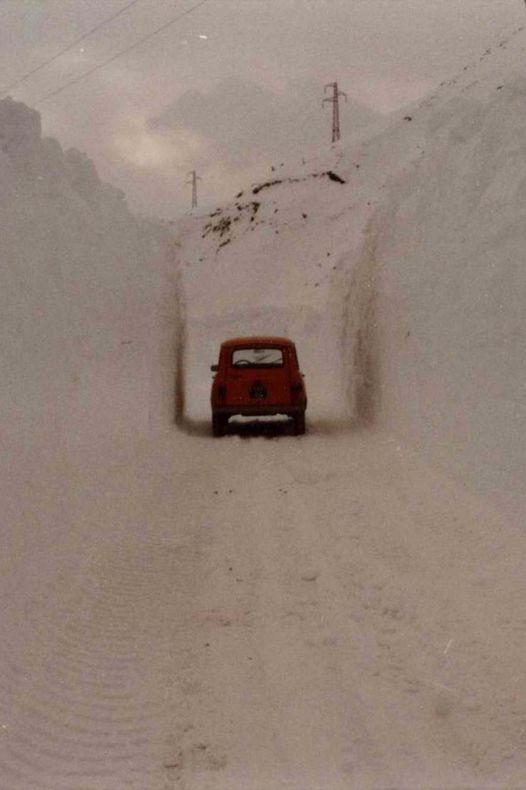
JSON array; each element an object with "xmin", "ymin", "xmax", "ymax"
[{"xmin": 226, "ymin": 345, "xmax": 291, "ymax": 407}]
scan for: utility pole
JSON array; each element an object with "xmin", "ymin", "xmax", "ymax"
[
  {"xmin": 323, "ymin": 82, "xmax": 347, "ymax": 143},
  {"xmin": 186, "ymin": 170, "xmax": 201, "ymax": 209}
]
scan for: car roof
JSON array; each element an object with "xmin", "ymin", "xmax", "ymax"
[{"xmin": 220, "ymin": 336, "xmax": 295, "ymax": 348}]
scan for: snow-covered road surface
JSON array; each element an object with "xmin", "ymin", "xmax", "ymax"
[{"xmin": 1, "ymin": 428, "xmax": 524, "ymax": 789}]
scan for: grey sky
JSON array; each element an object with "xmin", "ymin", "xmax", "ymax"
[{"xmin": 0, "ymin": 0, "xmax": 523, "ymax": 217}]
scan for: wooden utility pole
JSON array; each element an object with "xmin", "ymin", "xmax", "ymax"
[
  {"xmin": 323, "ymin": 82, "xmax": 347, "ymax": 143},
  {"xmin": 186, "ymin": 170, "xmax": 201, "ymax": 208}
]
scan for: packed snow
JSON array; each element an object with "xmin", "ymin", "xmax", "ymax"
[{"xmin": 0, "ymin": 23, "xmax": 525, "ymax": 790}]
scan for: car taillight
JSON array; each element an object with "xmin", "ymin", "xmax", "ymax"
[{"xmin": 290, "ymin": 382, "xmax": 303, "ymax": 402}]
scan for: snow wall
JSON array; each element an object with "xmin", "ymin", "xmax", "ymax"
[
  {"xmin": 371, "ymin": 77, "xmax": 526, "ymax": 505},
  {"xmin": 0, "ymin": 98, "xmax": 179, "ymax": 450}
]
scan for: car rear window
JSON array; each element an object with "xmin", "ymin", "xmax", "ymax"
[{"xmin": 231, "ymin": 347, "xmax": 284, "ymax": 367}]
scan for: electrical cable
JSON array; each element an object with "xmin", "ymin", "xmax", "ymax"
[
  {"xmin": 1, "ymin": 0, "xmax": 143, "ymax": 97},
  {"xmin": 33, "ymin": 0, "xmax": 211, "ymax": 107}
]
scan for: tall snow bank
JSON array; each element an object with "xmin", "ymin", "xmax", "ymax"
[
  {"xmin": 0, "ymin": 98, "xmax": 177, "ymax": 447},
  {"xmin": 374, "ymin": 75, "xmax": 526, "ymax": 504}
]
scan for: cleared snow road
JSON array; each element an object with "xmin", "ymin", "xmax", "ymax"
[{"xmin": 0, "ymin": 429, "xmax": 524, "ymax": 789}]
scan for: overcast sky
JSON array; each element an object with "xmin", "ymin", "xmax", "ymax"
[{"xmin": 0, "ymin": 0, "xmax": 524, "ymax": 218}]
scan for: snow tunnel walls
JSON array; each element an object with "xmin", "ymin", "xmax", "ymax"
[{"xmin": 173, "ymin": 175, "xmax": 371, "ymax": 432}]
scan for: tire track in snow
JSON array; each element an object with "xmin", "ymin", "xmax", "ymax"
[
  {"xmin": 175, "ymin": 439, "xmax": 393, "ymax": 789},
  {"xmin": 0, "ymin": 533, "xmax": 207, "ymax": 789},
  {"xmin": 178, "ymin": 435, "xmax": 526, "ymax": 787}
]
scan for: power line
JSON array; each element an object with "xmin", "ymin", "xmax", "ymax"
[
  {"xmin": 33, "ymin": 0, "xmax": 212, "ymax": 107},
  {"xmin": 1, "ymin": 0, "xmax": 143, "ymax": 97}
]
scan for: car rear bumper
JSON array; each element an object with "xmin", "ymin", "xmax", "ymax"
[{"xmin": 213, "ymin": 405, "xmax": 305, "ymax": 418}]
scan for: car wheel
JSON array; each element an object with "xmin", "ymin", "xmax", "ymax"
[
  {"xmin": 212, "ymin": 413, "xmax": 227, "ymax": 437},
  {"xmin": 293, "ymin": 411, "xmax": 306, "ymax": 435}
]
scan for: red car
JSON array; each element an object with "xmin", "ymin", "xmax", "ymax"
[{"xmin": 210, "ymin": 336, "xmax": 307, "ymax": 436}]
